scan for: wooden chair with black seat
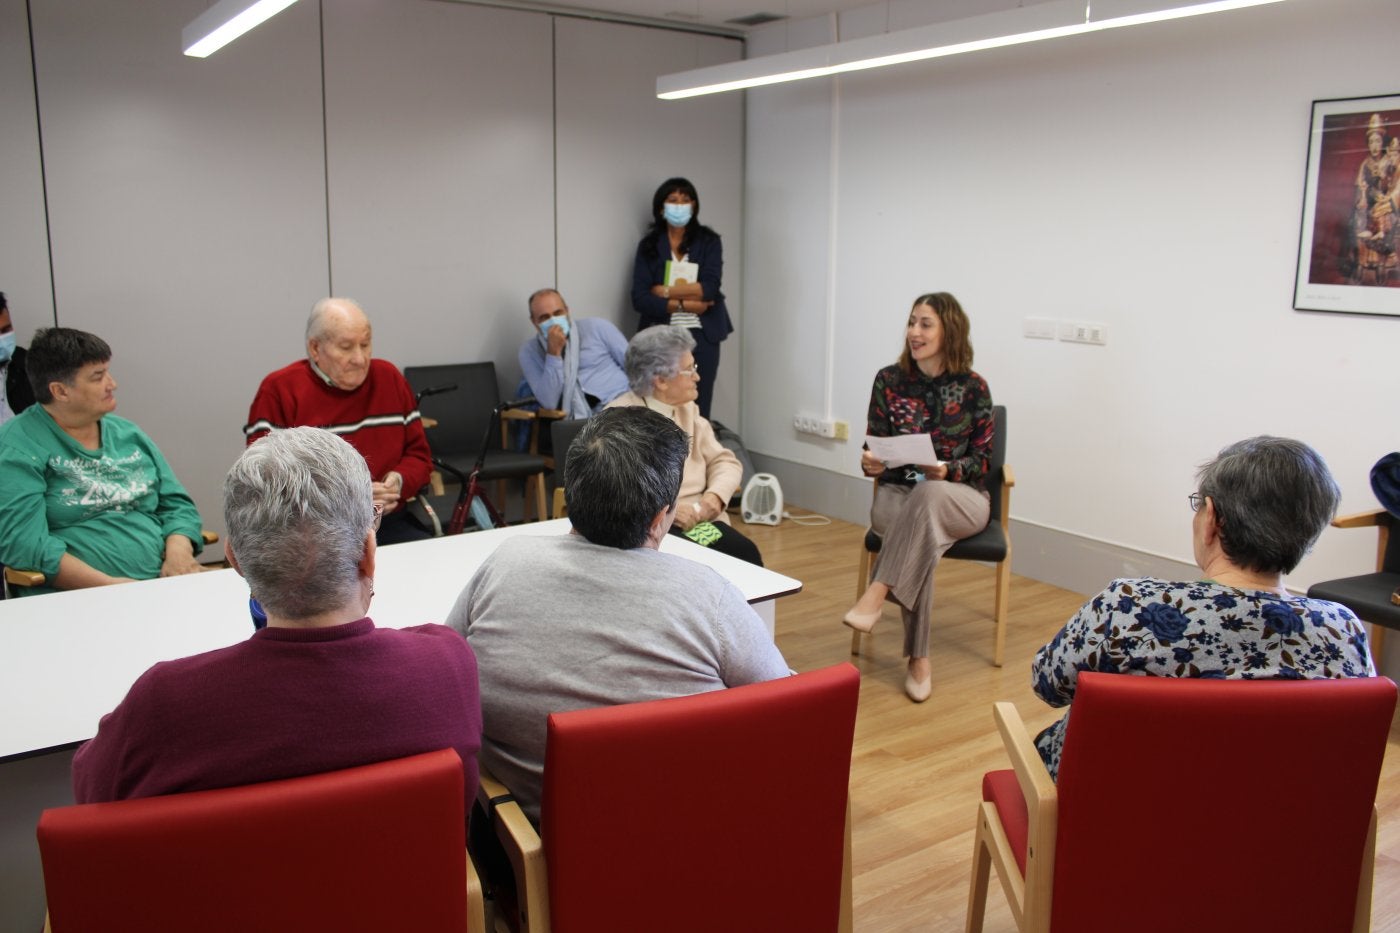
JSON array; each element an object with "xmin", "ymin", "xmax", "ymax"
[
  {"xmin": 4, "ymin": 530, "xmax": 220, "ymax": 598},
  {"xmin": 404, "ymin": 363, "xmax": 550, "ymax": 523},
  {"xmin": 851, "ymin": 404, "xmax": 1015, "ymax": 666},
  {"xmin": 965, "ymin": 672, "xmax": 1396, "ymax": 933},
  {"xmin": 37, "ymin": 748, "xmax": 486, "ymax": 933},
  {"xmin": 1308, "ymin": 508, "xmax": 1400, "ymax": 665},
  {"xmin": 477, "ymin": 663, "xmax": 861, "ymax": 933}
]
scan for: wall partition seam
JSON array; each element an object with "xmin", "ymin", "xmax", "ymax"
[
  {"xmin": 319, "ymin": 0, "xmax": 333, "ymax": 295},
  {"xmin": 822, "ymin": 75, "xmax": 840, "ymax": 422},
  {"xmin": 25, "ymin": 0, "xmax": 59, "ymax": 325},
  {"xmin": 551, "ymin": 16, "xmax": 558, "ymax": 288}
]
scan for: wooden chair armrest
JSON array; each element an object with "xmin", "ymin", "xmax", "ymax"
[
  {"xmin": 201, "ymin": 530, "xmax": 219, "ymax": 545},
  {"xmin": 4, "ymin": 567, "xmax": 46, "ymax": 588},
  {"xmin": 536, "ymin": 408, "xmax": 566, "ymax": 421},
  {"xmin": 992, "ymin": 702, "xmax": 1055, "ymax": 808},
  {"xmin": 993, "ymin": 701, "xmax": 1057, "ymax": 911},
  {"xmin": 500, "ymin": 409, "xmax": 536, "ymax": 422},
  {"xmin": 421, "ymin": 416, "xmax": 439, "ymax": 430},
  {"xmin": 477, "ymin": 767, "xmax": 551, "ymax": 933},
  {"xmin": 1001, "ymin": 464, "xmax": 1015, "ymax": 488},
  {"xmin": 1332, "ymin": 509, "xmax": 1388, "ymax": 529}
]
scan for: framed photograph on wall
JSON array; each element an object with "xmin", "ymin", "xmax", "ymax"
[{"xmin": 1294, "ymin": 93, "xmax": 1400, "ymax": 316}]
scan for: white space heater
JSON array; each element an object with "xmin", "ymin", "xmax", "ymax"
[{"xmin": 740, "ymin": 473, "xmax": 783, "ymax": 525}]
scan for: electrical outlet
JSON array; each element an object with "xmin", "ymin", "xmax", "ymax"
[
  {"xmin": 794, "ymin": 415, "xmax": 848, "ymax": 440},
  {"xmin": 1058, "ymin": 320, "xmax": 1108, "ymax": 345}
]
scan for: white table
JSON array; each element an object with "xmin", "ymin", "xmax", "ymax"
[
  {"xmin": 0, "ymin": 519, "xmax": 800, "ymax": 929},
  {"xmin": 0, "ymin": 519, "xmax": 799, "ymax": 761}
]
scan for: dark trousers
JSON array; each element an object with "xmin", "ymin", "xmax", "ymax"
[
  {"xmin": 376, "ymin": 510, "xmax": 432, "ymax": 546},
  {"xmin": 670, "ymin": 519, "xmax": 763, "ymax": 566}
]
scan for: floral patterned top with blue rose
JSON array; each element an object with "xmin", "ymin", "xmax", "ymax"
[
  {"xmin": 865, "ymin": 365, "xmax": 993, "ymax": 491},
  {"xmin": 1030, "ymin": 577, "xmax": 1374, "ymax": 780}
]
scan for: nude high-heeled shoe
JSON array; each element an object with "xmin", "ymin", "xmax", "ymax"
[
  {"xmin": 904, "ymin": 669, "xmax": 932, "ymax": 703},
  {"xmin": 841, "ymin": 608, "xmax": 881, "ymax": 634}
]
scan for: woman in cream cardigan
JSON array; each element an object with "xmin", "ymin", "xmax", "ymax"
[{"xmin": 607, "ymin": 326, "xmax": 762, "ymax": 566}]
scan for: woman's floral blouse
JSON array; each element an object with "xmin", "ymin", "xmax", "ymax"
[
  {"xmin": 1031, "ymin": 577, "xmax": 1375, "ymax": 780},
  {"xmin": 865, "ymin": 365, "xmax": 993, "ymax": 491}
]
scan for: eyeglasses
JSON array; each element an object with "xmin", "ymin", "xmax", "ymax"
[
  {"xmin": 676, "ymin": 366, "xmax": 699, "ymax": 378},
  {"xmin": 1188, "ymin": 493, "xmax": 1206, "ymax": 512},
  {"xmin": 372, "ymin": 502, "xmax": 384, "ymax": 532}
]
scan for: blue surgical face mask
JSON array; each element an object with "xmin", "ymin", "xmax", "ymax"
[
  {"xmin": 538, "ymin": 315, "xmax": 570, "ymax": 339},
  {"xmin": 0, "ymin": 333, "xmax": 14, "ymax": 364},
  {"xmin": 663, "ymin": 203, "xmax": 693, "ymax": 228}
]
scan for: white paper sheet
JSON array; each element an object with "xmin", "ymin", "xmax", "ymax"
[{"xmin": 864, "ymin": 434, "xmax": 942, "ymax": 467}]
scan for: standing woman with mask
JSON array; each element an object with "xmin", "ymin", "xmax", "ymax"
[
  {"xmin": 842, "ymin": 293, "xmax": 994, "ymax": 703},
  {"xmin": 0, "ymin": 292, "xmax": 35, "ymax": 426},
  {"xmin": 631, "ymin": 178, "xmax": 732, "ymax": 419}
]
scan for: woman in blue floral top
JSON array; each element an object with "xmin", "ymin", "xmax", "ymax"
[
  {"xmin": 1032, "ymin": 436, "xmax": 1375, "ymax": 780},
  {"xmin": 843, "ymin": 293, "xmax": 994, "ymax": 702}
]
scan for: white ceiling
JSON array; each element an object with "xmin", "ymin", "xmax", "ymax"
[{"xmin": 475, "ymin": 0, "xmax": 1013, "ymax": 34}]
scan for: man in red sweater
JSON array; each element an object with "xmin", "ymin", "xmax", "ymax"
[
  {"xmin": 72, "ymin": 427, "xmax": 481, "ymax": 806},
  {"xmin": 244, "ymin": 298, "xmax": 432, "ymax": 544}
]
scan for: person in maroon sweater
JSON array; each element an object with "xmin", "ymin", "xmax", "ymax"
[
  {"xmin": 243, "ymin": 298, "xmax": 433, "ymax": 544},
  {"xmin": 71, "ymin": 427, "xmax": 482, "ymax": 807}
]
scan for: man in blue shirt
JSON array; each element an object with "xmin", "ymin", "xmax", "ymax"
[{"xmin": 518, "ymin": 288, "xmax": 629, "ymax": 419}]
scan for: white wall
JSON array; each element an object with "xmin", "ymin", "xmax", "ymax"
[
  {"xmin": 323, "ymin": 0, "xmax": 555, "ymax": 375},
  {"xmin": 0, "ymin": 0, "xmax": 56, "ymax": 335},
  {"xmin": 0, "ymin": 0, "xmax": 743, "ymax": 552},
  {"xmin": 555, "ymin": 16, "xmax": 744, "ymax": 426},
  {"xmin": 27, "ymin": 0, "xmax": 331, "ymax": 554},
  {"xmin": 742, "ymin": 0, "xmax": 1400, "ymax": 593}
]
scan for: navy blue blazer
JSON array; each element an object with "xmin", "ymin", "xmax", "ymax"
[{"xmin": 631, "ymin": 228, "xmax": 733, "ymax": 344}]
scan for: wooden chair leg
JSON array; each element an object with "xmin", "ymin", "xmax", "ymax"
[
  {"xmin": 467, "ymin": 854, "xmax": 486, "ymax": 933},
  {"xmin": 533, "ymin": 474, "xmax": 546, "ymax": 524},
  {"xmin": 1354, "ymin": 805, "xmax": 1378, "ymax": 933},
  {"xmin": 838, "ymin": 797, "xmax": 854, "ymax": 933},
  {"xmin": 992, "ymin": 554, "xmax": 1011, "ymax": 668},
  {"xmin": 965, "ymin": 805, "xmax": 993, "ymax": 933}
]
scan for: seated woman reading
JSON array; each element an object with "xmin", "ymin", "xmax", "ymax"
[
  {"xmin": 0, "ymin": 327, "xmax": 204, "ymax": 593},
  {"xmin": 1032, "ymin": 435, "xmax": 1375, "ymax": 780}
]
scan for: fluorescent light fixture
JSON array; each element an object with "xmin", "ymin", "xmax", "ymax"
[
  {"xmin": 657, "ymin": 0, "xmax": 1288, "ymax": 99},
  {"xmin": 182, "ymin": 0, "xmax": 300, "ymax": 58}
]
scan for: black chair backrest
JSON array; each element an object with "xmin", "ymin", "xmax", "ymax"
[
  {"xmin": 986, "ymin": 405, "xmax": 1007, "ymax": 522},
  {"xmin": 550, "ymin": 418, "xmax": 590, "ymax": 484},
  {"xmin": 403, "ymin": 363, "xmax": 502, "ymax": 461}
]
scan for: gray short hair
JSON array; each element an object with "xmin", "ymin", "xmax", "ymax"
[
  {"xmin": 224, "ymin": 427, "xmax": 375, "ymax": 619},
  {"xmin": 1195, "ymin": 436, "xmax": 1340, "ymax": 575},
  {"xmin": 565, "ymin": 407, "xmax": 687, "ymax": 549},
  {"xmin": 624, "ymin": 326, "xmax": 695, "ymax": 396},
  {"xmin": 306, "ymin": 297, "xmax": 365, "ymax": 343}
]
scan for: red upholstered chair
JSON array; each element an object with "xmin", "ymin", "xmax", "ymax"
[
  {"xmin": 481, "ymin": 662, "xmax": 861, "ymax": 933},
  {"xmin": 965, "ymin": 673, "xmax": 1397, "ymax": 933},
  {"xmin": 37, "ymin": 748, "xmax": 485, "ymax": 933}
]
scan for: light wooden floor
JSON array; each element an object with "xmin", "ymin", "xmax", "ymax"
[{"xmin": 740, "ymin": 507, "xmax": 1400, "ymax": 933}]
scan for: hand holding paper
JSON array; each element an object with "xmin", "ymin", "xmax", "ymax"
[{"xmin": 864, "ymin": 433, "xmax": 943, "ymax": 467}]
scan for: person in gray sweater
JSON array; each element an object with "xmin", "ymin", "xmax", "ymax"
[{"xmin": 446, "ymin": 406, "xmax": 789, "ymax": 823}]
